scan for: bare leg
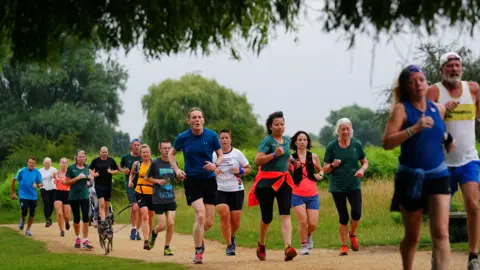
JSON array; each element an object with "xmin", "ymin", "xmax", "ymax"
[
  {"xmin": 191, "ymin": 199, "xmax": 206, "ymax": 248},
  {"xmin": 428, "ymin": 194, "xmax": 451, "ymax": 270},
  {"xmin": 399, "ymin": 208, "xmax": 423, "ymax": 270}
]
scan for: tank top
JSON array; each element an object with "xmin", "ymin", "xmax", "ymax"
[
  {"xmin": 135, "ymin": 162, "xmax": 153, "ymax": 195},
  {"xmin": 436, "ymin": 81, "xmax": 478, "ymax": 166},
  {"xmin": 398, "ymin": 100, "xmax": 446, "ymax": 171},
  {"xmin": 55, "ymin": 172, "xmax": 70, "ymax": 191},
  {"xmin": 292, "ymin": 166, "xmax": 318, "ymax": 197}
]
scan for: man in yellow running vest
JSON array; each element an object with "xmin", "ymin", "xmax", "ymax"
[{"xmin": 427, "ymin": 52, "xmax": 480, "ymax": 269}]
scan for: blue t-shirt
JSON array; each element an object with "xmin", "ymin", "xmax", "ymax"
[
  {"xmin": 173, "ymin": 128, "xmax": 221, "ymax": 178},
  {"xmin": 15, "ymin": 167, "xmax": 42, "ymax": 200}
]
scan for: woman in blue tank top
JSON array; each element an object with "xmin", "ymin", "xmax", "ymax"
[{"xmin": 382, "ymin": 65, "xmax": 455, "ymax": 270}]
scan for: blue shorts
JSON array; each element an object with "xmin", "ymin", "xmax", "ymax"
[
  {"xmin": 125, "ymin": 183, "xmax": 137, "ymax": 204},
  {"xmin": 291, "ymin": 194, "xmax": 320, "ymax": 210},
  {"xmin": 449, "ymin": 160, "xmax": 480, "ymax": 195}
]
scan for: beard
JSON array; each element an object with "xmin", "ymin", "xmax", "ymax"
[{"xmin": 443, "ymin": 73, "xmax": 462, "ymax": 85}]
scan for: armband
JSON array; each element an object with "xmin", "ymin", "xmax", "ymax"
[
  {"xmin": 239, "ymin": 167, "xmax": 244, "ymax": 175},
  {"xmin": 272, "ymin": 152, "xmax": 277, "ymax": 158}
]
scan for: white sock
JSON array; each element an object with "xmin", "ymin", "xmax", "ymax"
[
  {"xmin": 83, "ymin": 238, "xmax": 88, "ymax": 242},
  {"xmin": 132, "ymin": 226, "xmax": 136, "ymax": 230},
  {"xmin": 76, "ymin": 235, "xmax": 80, "ymax": 239}
]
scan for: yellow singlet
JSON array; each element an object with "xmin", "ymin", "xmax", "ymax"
[{"xmin": 135, "ymin": 162, "xmax": 153, "ymax": 195}]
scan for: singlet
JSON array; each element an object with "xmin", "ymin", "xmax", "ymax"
[
  {"xmin": 292, "ymin": 152, "xmax": 318, "ymax": 197},
  {"xmin": 436, "ymin": 81, "xmax": 478, "ymax": 166},
  {"xmin": 398, "ymin": 100, "xmax": 447, "ymax": 173},
  {"xmin": 55, "ymin": 172, "xmax": 70, "ymax": 191},
  {"xmin": 135, "ymin": 162, "xmax": 153, "ymax": 195}
]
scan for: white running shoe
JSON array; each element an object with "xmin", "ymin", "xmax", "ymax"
[
  {"xmin": 307, "ymin": 236, "xmax": 314, "ymax": 250},
  {"xmin": 301, "ymin": 244, "xmax": 309, "ymax": 255}
]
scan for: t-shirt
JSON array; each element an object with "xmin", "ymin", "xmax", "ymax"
[
  {"xmin": 257, "ymin": 135, "xmax": 291, "ymax": 172},
  {"xmin": 66, "ymin": 164, "xmax": 90, "ymax": 200},
  {"xmin": 324, "ymin": 138, "xmax": 366, "ymax": 193},
  {"xmin": 15, "ymin": 167, "xmax": 42, "ymax": 200},
  {"xmin": 213, "ymin": 148, "xmax": 249, "ymax": 192},
  {"xmin": 120, "ymin": 153, "xmax": 142, "ymax": 188},
  {"xmin": 134, "ymin": 161, "xmax": 153, "ymax": 195},
  {"xmin": 173, "ymin": 128, "xmax": 221, "ymax": 179},
  {"xmin": 147, "ymin": 158, "xmax": 176, "ymax": 204},
  {"xmin": 89, "ymin": 157, "xmax": 119, "ymax": 189},
  {"xmin": 39, "ymin": 167, "xmax": 58, "ymax": 191}
]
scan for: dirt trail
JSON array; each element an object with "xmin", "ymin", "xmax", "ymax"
[{"xmin": 2, "ymin": 223, "xmax": 467, "ymax": 269}]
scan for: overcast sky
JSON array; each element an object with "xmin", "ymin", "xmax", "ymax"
[{"xmin": 113, "ymin": 6, "xmax": 478, "ymax": 139}]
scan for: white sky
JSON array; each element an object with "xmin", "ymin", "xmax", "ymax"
[{"xmin": 113, "ymin": 5, "xmax": 479, "ymax": 139}]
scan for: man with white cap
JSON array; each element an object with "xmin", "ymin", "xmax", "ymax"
[{"xmin": 427, "ymin": 51, "xmax": 480, "ymax": 268}]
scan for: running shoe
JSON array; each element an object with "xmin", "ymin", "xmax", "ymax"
[
  {"xmin": 143, "ymin": 240, "xmax": 151, "ymax": 250},
  {"xmin": 200, "ymin": 240, "xmax": 205, "ymax": 254},
  {"xmin": 18, "ymin": 218, "xmax": 25, "ymax": 231},
  {"xmin": 468, "ymin": 258, "xmax": 480, "ymax": 270},
  {"xmin": 349, "ymin": 232, "xmax": 359, "ymax": 251},
  {"xmin": 307, "ymin": 235, "xmax": 314, "ymax": 250},
  {"xmin": 65, "ymin": 221, "xmax": 70, "ymax": 231},
  {"xmin": 231, "ymin": 235, "xmax": 237, "ymax": 250},
  {"xmin": 148, "ymin": 230, "xmax": 157, "ymax": 249},
  {"xmin": 193, "ymin": 252, "xmax": 203, "ymax": 264},
  {"xmin": 83, "ymin": 240, "xmax": 94, "ymax": 250},
  {"xmin": 129, "ymin": 228, "xmax": 136, "ymax": 240},
  {"xmin": 164, "ymin": 247, "xmax": 174, "ymax": 256},
  {"xmin": 339, "ymin": 245, "xmax": 348, "ymax": 256},
  {"xmin": 300, "ymin": 243, "xmax": 309, "ymax": 255},
  {"xmin": 284, "ymin": 245, "xmax": 297, "ymax": 261},
  {"xmin": 136, "ymin": 230, "xmax": 142, "ymax": 240},
  {"xmin": 60, "ymin": 231, "xmax": 65, "ymax": 237},
  {"xmin": 226, "ymin": 244, "xmax": 236, "ymax": 256},
  {"xmin": 25, "ymin": 230, "xmax": 32, "ymax": 237},
  {"xmin": 256, "ymin": 242, "xmax": 266, "ymax": 261},
  {"xmin": 74, "ymin": 238, "xmax": 81, "ymax": 248}
]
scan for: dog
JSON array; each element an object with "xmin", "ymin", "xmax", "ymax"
[{"xmin": 97, "ymin": 213, "xmax": 114, "ymax": 255}]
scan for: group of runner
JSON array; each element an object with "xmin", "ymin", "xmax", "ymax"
[{"xmin": 8, "ymin": 51, "xmax": 480, "ymax": 269}]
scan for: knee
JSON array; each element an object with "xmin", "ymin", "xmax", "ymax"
[
  {"xmin": 219, "ymin": 211, "xmax": 229, "ymax": 221},
  {"xmin": 205, "ymin": 216, "xmax": 214, "ymax": 229},
  {"xmin": 339, "ymin": 214, "xmax": 349, "ymax": 225},
  {"xmin": 132, "ymin": 204, "xmax": 139, "ymax": 212},
  {"xmin": 299, "ymin": 219, "xmax": 308, "ymax": 228},
  {"xmin": 167, "ymin": 220, "xmax": 175, "ymax": 228},
  {"xmin": 262, "ymin": 214, "xmax": 273, "ymax": 225},
  {"xmin": 404, "ymin": 229, "xmax": 421, "ymax": 245},
  {"xmin": 195, "ymin": 211, "xmax": 206, "ymax": 225},
  {"xmin": 466, "ymin": 198, "xmax": 480, "ymax": 214},
  {"xmin": 308, "ymin": 222, "xmax": 317, "ymax": 231},
  {"xmin": 141, "ymin": 212, "xmax": 149, "ymax": 221},
  {"xmin": 98, "ymin": 201, "xmax": 105, "ymax": 209},
  {"xmin": 351, "ymin": 211, "xmax": 361, "ymax": 221},
  {"xmin": 231, "ymin": 218, "xmax": 240, "ymax": 229},
  {"xmin": 431, "ymin": 225, "xmax": 449, "ymax": 243}
]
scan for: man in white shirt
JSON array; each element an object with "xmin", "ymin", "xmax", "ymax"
[{"xmin": 39, "ymin": 157, "xmax": 58, "ymax": 228}]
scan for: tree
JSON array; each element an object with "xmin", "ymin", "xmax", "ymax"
[
  {"xmin": 2, "ymin": 1, "xmax": 480, "ymax": 65},
  {"xmin": 141, "ymin": 74, "xmax": 264, "ymax": 152},
  {"xmin": 111, "ymin": 130, "xmax": 131, "ymax": 157},
  {"xmin": 318, "ymin": 104, "xmax": 384, "ymax": 146}
]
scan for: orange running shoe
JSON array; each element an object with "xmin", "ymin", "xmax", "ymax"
[
  {"xmin": 349, "ymin": 232, "xmax": 359, "ymax": 251},
  {"xmin": 284, "ymin": 245, "xmax": 297, "ymax": 261},
  {"xmin": 339, "ymin": 245, "xmax": 348, "ymax": 256}
]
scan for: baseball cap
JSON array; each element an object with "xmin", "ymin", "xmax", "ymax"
[
  {"xmin": 439, "ymin": 52, "xmax": 462, "ymax": 68},
  {"xmin": 130, "ymin": 138, "xmax": 141, "ymax": 145}
]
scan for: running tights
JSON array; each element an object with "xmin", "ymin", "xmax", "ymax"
[
  {"xmin": 70, "ymin": 199, "xmax": 89, "ymax": 224},
  {"xmin": 254, "ymin": 181, "xmax": 292, "ymax": 224},
  {"xmin": 41, "ymin": 189, "xmax": 55, "ymax": 221},
  {"xmin": 332, "ymin": 190, "xmax": 362, "ymax": 225}
]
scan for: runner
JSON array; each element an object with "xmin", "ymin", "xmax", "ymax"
[
  {"xmin": 10, "ymin": 157, "xmax": 43, "ymax": 236},
  {"xmin": 120, "ymin": 138, "xmax": 142, "ymax": 240},
  {"xmin": 289, "ymin": 131, "xmax": 323, "ymax": 255},
  {"xmin": 213, "ymin": 129, "xmax": 251, "ymax": 256},
  {"xmin": 53, "ymin": 157, "xmax": 71, "ymax": 237},
  {"xmin": 66, "ymin": 150, "xmax": 94, "ymax": 249},
  {"xmin": 89, "ymin": 146, "xmax": 119, "ymax": 230},
  {"xmin": 426, "ymin": 52, "xmax": 480, "ymax": 269},
  {"xmin": 39, "ymin": 157, "xmax": 58, "ymax": 228},
  {"xmin": 383, "ymin": 65, "xmax": 453, "ymax": 270},
  {"xmin": 168, "ymin": 107, "xmax": 223, "ymax": 264},
  {"xmin": 147, "ymin": 139, "xmax": 178, "ymax": 256},
  {"xmin": 323, "ymin": 118, "xmax": 368, "ymax": 256},
  {"xmin": 128, "ymin": 144, "xmax": 154, "ymax": 250},
  {"xmin": 248, "ymin": 111, "xmax": 297, "ymax": 262}
]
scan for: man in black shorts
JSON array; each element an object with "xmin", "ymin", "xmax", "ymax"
[
  {"xmin": 147, "ymin": 139, "xmax": 177, "ymax": 256},
  {"xmin": 169, "ymin": 107, "xmax": 224, "ymax": 264},
  {"xmin": 89, "ymin": 146, "xmax": 119, "ymax": 229}
]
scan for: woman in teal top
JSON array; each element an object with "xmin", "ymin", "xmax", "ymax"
[
  {"xmin": 66, "ymin": 150, "xmax": 94, "ymax": 250},
  {"xmin": 323, "ymin": 118, "xmax": 368, "ymax": 256}
]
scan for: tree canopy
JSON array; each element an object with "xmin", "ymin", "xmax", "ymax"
[
  {"xmin": 141, "ymin": 74, "xmax": 264, "ymax": 152},
  {"xmin": 2, "ymin": 0, "xmax": 480, "ymax": 65}
]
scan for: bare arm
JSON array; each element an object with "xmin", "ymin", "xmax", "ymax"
[
  {"xmin": 10, "ymin": 178, "xmax": 16, "ymax": 199},
  {"xmin": 313, "ymin": 154, "xmax": 324, "ymax": 180},
  {"xmin": 242, "ymin": 164, "xmax": 252, "ymax": 175},
  {"xmin": 382, "ymin": 103, "xmax": 410, "ymax": 150},
  {"xmin": 469, "ymin": 82, "xmax": 480, "ymax": 118},
  {"xmin": 214, "ymin": 148, "xmax": 224, "ymax": 166},
  {"xmin": 254, "ymin": 152, "xmax": 276, "ymax": 167},
  {"xmin": 168, "ymin": 148, "xmax": 181, "ymax": 172},
  {"xmin": 359, "ymin": 158, "xmax": 368, "ymax": 171},
  {"xmin": 426, "ymin": 84, "xmax": 440, "ymax": 102}
]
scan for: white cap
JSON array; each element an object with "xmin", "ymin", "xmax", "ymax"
[{"xmin": 439, "ymin": 52, "xmax": 462, "ymax": 68}]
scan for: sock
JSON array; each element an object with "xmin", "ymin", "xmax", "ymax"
[
  {"xmin": 285, "ymin": 244, "xmax": 291, "ymax": 249},
  {"xmin": 307, "ymin": 233, "xmax": 312, "ymax": 237},
  {"xmin": 76, "ymin": 235, "xmax": 80, "ymax": 239},
  {"xmin": 152, "ymin": 230, "xmax": 157, "ymax": 238},
  {"xmin": 83, "ymin": 238, "xmax": 88, "ymax": 242},
  {"xmin": 469, "ymin": 252, "xmax": 478, "ymax": 261},
  {"xmin": 301, "ymin": 241, "xmax": 307, "ymax": 245},
  {"xmin": 164, "ymin": 245, "xmax": 169, "ymax": 249},
  {"xmin": 195, "ymin": 247, "xmax": 202, "ymax": 254},
  {"xmin": 132, "ymin": 226, "xmax": 136, "ymax": 230}
]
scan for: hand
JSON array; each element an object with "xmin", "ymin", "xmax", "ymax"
[
  {"xmin": 355, "ymin": 168, "xmax": 365, "ymax": 178},
  {"xmin": 314, "ymin": 173, "xmax": 323, "ymax": 181},
  {"xmin": 445, "ymin": 138, "xmax": 456, "ymax": 153},
  {"xmin": 232, "ymin": 167, "xmax": 240, "ymax": 175},
  {"xmin": 52, "ymin": 178, "xmax": 56, "ymax": 185},
  {"xmin": 107, "ymin": 167, "xmax": 113, "ymax": 174},
  {"xmin": 445, "ymin": 100, "xmax": 460, "ymax": 112},
  {"xmin": 158, "ymin": 179, "xmax": 166, "ymax": 185},
  {"xmin": 128, "ymin": 181, "xmax": 133, "ymax": 188},
  {"xmin": 214, "ymin": 168, "xmax": 221, "ymax": 176},
  {"xmin": 332, "ymin": 159, "xmax": 341, "ymax": 168},
  {"xmin": 294, "ymin": 159, "xmax": 302, "ymax": 169},
  {"xmin": 412, "ymin": 114, "xmax": 434, "ymax": 133},
  {"xmin": 33, "ymin": 183, "xmax": 38, "ymax": 188},
  {"xmin": 93, "ymin": 169, "xmax": 100, "ymax": 177},
  {"xmin": 203, "ymin": 161, "xmax": 217, "ymax": 172},
  {"xmin": 86, "ymin": 179, "xmax": 92, "ymax": 187},
  {"xmin": 275, "ymin": 144, "xmax": 284, "ymax": 157},
  {"xmin": 122, "ymin": 167, "xmax": 130, "ymax": 175},
  {"xmin": 11, "ymin": 193, "xmax": 16, "ymax": 200},
  {"xmin": 175, "ymin": 169, "xmax": 186, "ymax": 181}
]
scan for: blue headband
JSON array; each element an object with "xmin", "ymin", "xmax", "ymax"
[{"xmin": 406, "ymin": 64, "xmax": 424, "ymax": 74}]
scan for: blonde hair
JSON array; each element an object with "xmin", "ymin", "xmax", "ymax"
[
  {"xmin": 333, "ymin": 118, "xmax": 354, "ymax": 138},
  {"xmin": 140, "ymin": 144, "xmax": 151, "ymax": 153}
]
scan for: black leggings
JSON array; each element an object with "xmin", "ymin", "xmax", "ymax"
[
  {"xmin": 254, "ymin": 181, "xmax": 292, "ymax": 224},
  {"xmin": 70, "ymin": 199, "xmax": 89, "ymax": 224},
  {"xmin": 332, "ymin": 190, "xmax": 362, "ymax": 225},
  {"xmin": 41, "ymin": 189, "xmax": 55, "ymax": 221}
]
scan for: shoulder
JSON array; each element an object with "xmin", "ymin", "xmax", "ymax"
[
  {"xmin": 39, "ymin": 168, "xmax": 45, "ymax": 172},
  {"xmin": 283, "ymin": 136, "xmax": 291, "ymax": 143},
  {"xmin": 178, "ymin": 129, "xmax": 191, "ymax": 138},
  {"xmin": 52, "ymin": 167, "xmax": 58, "ymax": 172},
  {"xmin": 120, "ymin": 154, "xmax": 130, "ymax": 160},
  {"xmin": 427, "ymin": 83, "xmax": 440, "ymax": 97},
  {"xmin": 232, "ymin": 147, "xmax": 245, "ymax": 156},
  {"xmin": 326, "ymin": 139, "xmax": 337, "ymax": 149},
  {"xmin": 261, "ymin": 135, "xmax": 272, "ymax": 143},
  {"xmin": 468, "ymin": 81, "xmax": 480, "ymax": 93},
  {"xmin": 351, "ymin": 138, "xmax": 363, "ymax": 147}
]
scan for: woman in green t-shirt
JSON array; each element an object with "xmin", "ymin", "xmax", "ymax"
[
  {"xmin": 66, "ymin": 150, "xmax": 94, "ymax": 250},
  {"xmin": 323, "ymin": 118, "xmax": 368, "ymax": 256}
]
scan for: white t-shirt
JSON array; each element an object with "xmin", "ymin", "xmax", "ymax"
[
  {"xmin": 39, "ymin": 167, "xmax": 58, "ymax": 191},
  {"xmin": 213, "ymin": 148, "xmax": 249, "ymax": 192}
]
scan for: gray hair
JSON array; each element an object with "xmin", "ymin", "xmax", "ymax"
[{"xmin": 333, "ymin": 118, "xmax": 354, "ymax": 138}]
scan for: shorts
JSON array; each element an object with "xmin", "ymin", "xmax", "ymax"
[
  {"xmin": 20, "ymin": 199, "xmax": 37, "ymax": 217},
  {"xmin": 184, "ymin": 176, "xmax": 218, "ymax": 206},
  {"xmin": 291, "ymin": 194, "xmax": 320, "ymax": 210},
  {"xmin": 126, "ymin": 186, "xmax": 136, "ymax": 204},
  {"xmin": 95, "ymin": 186, "xmax": 112, "ymax": 202},
  {"xmin": 390, "ymin": 172, "xmax": 451, "ymax": 213},
  {"xmin": 216, "ymin": 190, "xmax": 244, "ymax": 211},
  {"xmin": 449, "ymin": 160, "xmax": 480, "ymax": 195},
  {"xmin": 54, "ymin": 190, "xmax": 70, "ymax": 205},
  {"xmin": 154, "ymin": 202, "xmax": 177, "ymax": 215},
  {"xmin": 136, "ymin": 193, "xmax": 154, "ymax": 211}
]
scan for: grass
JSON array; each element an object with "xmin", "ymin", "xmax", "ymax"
[{"xmin": 0, "ymin": 227, "xmax": 186, "ymax": 270}]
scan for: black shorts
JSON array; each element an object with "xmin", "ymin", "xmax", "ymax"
[
  {"xmin": 216, "ymin": 190, "xmax": 244, "ymax": 211},
  {"xmin": 136, "ymin": 193, "xmax": 154, "ymax": 211},
  {"xmin": 184, "ymin": 176, "xmax": 218, "ymax": 206},
  {"xmin": 154, "ymin": 202, "xmax": 177, "ymax": 215},
  {"xmin": 95, "ymin": 186, "xmax": 112, "ymax": 202},
  {"xmin": 390, "ymin": 172, "xmax": 451, "ymax": 213},
  {"xmin": 54, "ymin": 190, "xmax": 70, "ymax": 205},
  {"xmin": 20, "ymin": 199, "xmax": 37, "ymax": 217}
]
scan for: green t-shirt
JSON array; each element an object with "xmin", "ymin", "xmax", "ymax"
[
  {"xmin": 324, "ymin": 138, "xmax": 366, "ymax": 193},
  {"xmin": 256, "ymin": 135, "xmax": 291, "ymax": 188},
  {"xmin": 66, "ymin": 164, "xmax": 90, "ymax": 200},
  {"xmin": 120, "ymin": 153, "xmax": 142, "ymax": 188}
]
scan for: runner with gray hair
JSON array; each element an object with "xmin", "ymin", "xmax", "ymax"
[{"xmin": 40, "ymin": 157, "xmax": 58, "ymax": 228}]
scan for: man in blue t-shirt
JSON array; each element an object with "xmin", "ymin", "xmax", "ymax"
[
  {"xmin": 169, "ymin": 107, "xmax": 223, "ymax": 264},
  {"xmin": 10, "ymin": 157, "xmax": 43, "ymax": 236}
]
